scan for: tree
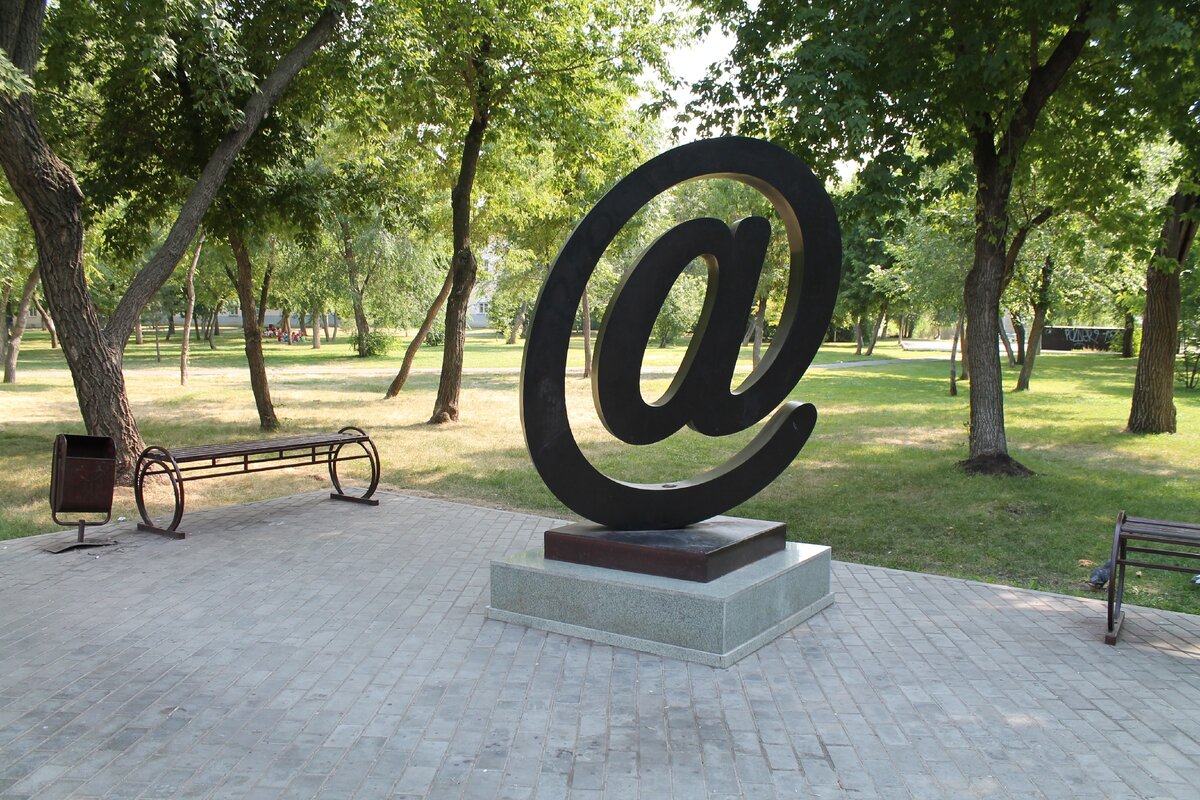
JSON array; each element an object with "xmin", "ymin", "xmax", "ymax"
[
  {"xmin": 1128, "ymin": 186, "xmax": 1199, "ymax": 431},
  {"xmin": 371, "ymin": 0, "xmax": 674, "ymax": 423},
  {"xmin": 1126, "ymin": 3, "xmax": 1200, "ymax": 432},
  {"xmin": 694, "ymin": 0, "xmax": 1163, "ymax": 475},
  {"xmin": 0, "ymin": 1, "xmax": 342, "ymax": 476}
]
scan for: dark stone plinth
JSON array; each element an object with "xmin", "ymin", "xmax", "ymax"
[{"xmin": 544, "ymin": 516, "xmax": 786, "ymax": 582}]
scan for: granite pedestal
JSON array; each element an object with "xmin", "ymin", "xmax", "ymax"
[{"xmin": 487, "ymin": 540, "xmax": 832, "ymax": 667}]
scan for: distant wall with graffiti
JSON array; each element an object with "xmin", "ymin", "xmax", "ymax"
[{"xmin": 1041, "ymin": 326, "xmax": 1121, "ymax": 351}]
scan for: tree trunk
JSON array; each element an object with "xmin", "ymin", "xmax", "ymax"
[
  {"xmin": 0, "ymin": 85, "xmax": 143, "ymax": 481},
  {"xmin": 153, "ymin": 323, "xmax": 161, "ymax": 362},
  {"xmin": 3, "ymin": 267, "xmax": 40, "ymax": 383},
  {"xmin": 1012, "ymin": 316, "xmax": 1026, "ymax": 365},
  {"xmin": 180, "ymin": 231, "xmax": 204, "ymax": 385},
  {"xmin": 961, "ymin": 160, "xmax": 1025, "ymax": 474},
  {"xmin": 205, "ymin": 308, "xmax": 218, "ymax": 349},
  {"xmin": 865, "ymin": 302, "xmax": 887, "ymax": 356},
  {"xmin": 430, "ymin": 57, "xmax": 491, "ymax": 423},
  {"xmin": 165, "ymin": 312, "xmax": 174, "ymax": 340},
  {"xmin": 854, "ymin": 313, "xmax": 865, "ymax": 355},
  {"xmin": 311, "ymin": 307, "xmax": 321, "ymax": 348},
  {"xmin": 1128, "ymin": 188, "xmax": 1197, "ymax": 434},
  {"xmin": 1121, "ymin": 311, "xmax": 1135, "ymax": 358},
  {"xmin": 950, "ymin": 313, "xmax": 963, "ymax": 396},
  {"xmin": 229, "ymin": 233, "xmax": 278, "ymax": 430},
  {"xmin": 384, "ymin": 263, "xmax": 455, "ymax": 398},
  {"xmin": 999, "ymin": 313, "xmax": 1016, "ymax": 367},
  {"xmin": 581, "ymin": 285, "xmax": 593, "ymax": 378},
  {"xmin": 896, "ymin": 313, "xmax": 907, "ymax": 350},
  {"xmin": 0, "ymin": 277, "xmax": 12, "ymax": 366},
  {"xmin": 1014, "ymin": 305, "xmax": 1048, "ymax": 392},
  {"xmin": 1015, "ymin": 256, "xmax": 1054, "ymax": 392},
  {"xmin": 0, "ymin": 3, "xmax": 339, "ymax": 477},
  {"xmin": 752, "ymin": 294, "xmax": 766, "ymax": 367},
  {"xmin": 331, "ymin": 313, "xmax": 338, "ymax": 341},
  {"xmin": 340, "ymin": 219, "xmax": 372, "ymax": 356},
  {"xmin": 33, "ymin": 296, "xmax": 57, "ymax": 348},
  {"xmin": 321, "ymin": 312, "xmax": 331, "ymax": 342},
  {"xmin": 299, "ymin": 310, "xmax": 307, "ymax": 338},
  {"xmin": 257, "ymin": 242, "xmax": 273, "ymax": 328},
  {"xmin": 134, "ymin": 319, "xmax": 144, "ymax": 345},
  {"xmin": 506, "ymin": 300, "xmax": 528, "ymax": 345}
]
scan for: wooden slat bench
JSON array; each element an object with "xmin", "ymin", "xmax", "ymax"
[
  {"xmin": 1106, "ymin": 511, "xmax": 1200, "ymax": 644},
  {"xmin": 134, "ymin": 426, "xmax": 380, "ymax": 539}
]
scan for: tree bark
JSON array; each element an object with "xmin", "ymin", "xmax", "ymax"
[
  {"xmin": 257, "ymin": 245, "xmax": 273, "ymax": 328},
  {"xmin": 3, "ymin": 266, "xmax": 39, "ymax": 383},
  {"xmin": 854, "ymin": 313, "xmax": 865, "ymax": 355},
  {"xmin": 205, "ymin": 307, "xmax": 218, "ymax": 349},
  {"xmin": 311, "ymin": 306, "xmax": 321, "ymax": 349},
  {"xmin": 752, "ymin": 294, "xmax": 766, "ymax": 367},
  {"xmin": 0, "ymin": 277, "xmax": 12, "ymax": 364},
  {"xmin": 865, "ymin": 302, "xmax": 887, "ymax": 356},
  {"xmin": 1012, "ymin": 316, "xmax": 1026, "ymax": 365},
  {"xmin": 33, "ymin": 296, "xmax": 56, "ymax": 348},
  {"xmin": 950, "ymin": 313, "xmax": 963, "ymax": 396},
  {"xmin": 1015, "ymin": 255, "xmax": 1053, "ymax": 392},
  {"xmin": 999, "ymin": 313, "xmax": 1016, "ymax": 367},
  {"xmin": 134, "ymin": 319, "xmax": 144, "ymax": 345},
  {"xmin": 506, "ymin": 300, "xmax": 528, "ymax": 345},
  {"xmin": 230, "ymin": 233, "xmax": 278, "ymax": 430},
  {"xmin": 384, "ymin": 262, "xmax": 455, "ymax": 398},
  {"xmin": 1121, "ymin": 312, "xmax": 1135, "ymax": 358},
  {"xmin": 340, "ymin": 219, "xmax": 372, "ymax": 356},
  {"xmin": 581, "ymin": 285, "xmax": 593, "ymax": 378},
  {"xmin": 1128, "ymin": 188, "xmax": 1197, "ymax": 434},
  {"xmin": 430, "ymin": 44, "xmax": 491, "ymax": 423},
  {"xmin": 0, "ymin": 3, "xmax": 339, "ymax": 477},
  {"xmin": 180, "ymin": 231, "xmax": 204, "ymax": 385}
]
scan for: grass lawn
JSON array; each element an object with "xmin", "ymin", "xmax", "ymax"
[{"xmin": 3, "ymin": 327, "xmax": 1198, "ymax": 616}]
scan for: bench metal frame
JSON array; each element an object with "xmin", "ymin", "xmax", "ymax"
[
  {"xmin": 1106, "ymin": 511, "xmax": 1200, "ymax": 644},
  {"xmin": 134, "ymin": 426, "xmax": 380, "ymax": 539}
]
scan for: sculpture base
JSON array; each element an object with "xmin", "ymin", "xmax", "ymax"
[
  {"xmin": 487, "ymin": 541, "xmax": 832, "ymax": 668},
  {"xmin": 544, "ymin": 516, "xmax": 786, "ymax": 582}
]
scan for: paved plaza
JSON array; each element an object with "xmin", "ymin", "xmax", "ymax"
[{"xmin": 1, "ymin": 491, "xmax": 1198, "ymax": 799}]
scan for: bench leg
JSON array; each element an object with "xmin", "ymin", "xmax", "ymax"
[{"xmin": 1104, "ymin": 610, "xmax": 1124, "ymax": 645}]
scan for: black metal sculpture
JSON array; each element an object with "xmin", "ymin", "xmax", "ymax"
[{"xmin": 521, "ymin": 137, "xmax": 840, "ymax": 531}]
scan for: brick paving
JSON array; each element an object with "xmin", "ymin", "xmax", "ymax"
[{"xmin": 1, "ymin": 490, "xmax": 1197, "ymax": 799}]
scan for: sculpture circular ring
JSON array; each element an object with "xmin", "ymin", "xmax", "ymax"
[{"xmin": 521, "ymin": 137, "xmax": 841, "ymax": 530}]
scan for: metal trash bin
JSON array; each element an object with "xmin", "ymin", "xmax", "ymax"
[{"xmin": 48, "ymin": 434, "xmax": 118, "ymax": 552}]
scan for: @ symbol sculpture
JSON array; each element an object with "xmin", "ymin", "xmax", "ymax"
[{"xmin": 521, "ymin": 136, "xmax": 841, "ymax": 532}]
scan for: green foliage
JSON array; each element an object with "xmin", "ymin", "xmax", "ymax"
[
  {"xmin": 0, "ymin": 49, "xmax": 34, "ymax": 98},
  {"xmin": 347, "ymin": 330, "xmax": 394, "ymax": 357},
  {"xmin": 423, "ymin": 329, "xmax": 445, "ymax": 348},
  {"xmin": 651, "ymin": 271, "xmax": 707, "ymax": 347}
]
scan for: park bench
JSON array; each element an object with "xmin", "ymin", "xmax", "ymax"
[
  {"xmin": 134, "ymin": 426, "xmax": 380, "ymax": 539},
  {"xmin": 1105, "ymin": 511, "xmax": 1200, "ymax": 644}
]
